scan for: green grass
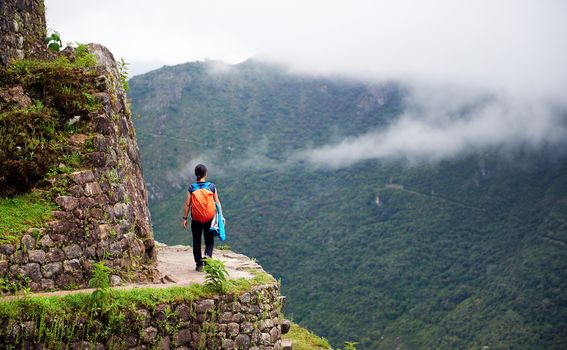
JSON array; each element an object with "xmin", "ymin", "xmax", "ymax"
[
  {"xmin": 0, "ymin": 192, "xmax": 54, "ymax": 244},
  {"xmin": 283, "ymin": 321, "xmax": 331, "ymax": 350}
]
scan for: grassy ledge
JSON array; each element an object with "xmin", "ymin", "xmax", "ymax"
[
  {"xmin": 0, "ymin": 191, "xmax": 54, "ymax": 244},
  {"xmin": 0, "ymin": 272, "xmax": 276, "ymax": 346},
  {"xmin": 283, "ymin": 321, "xmax": 332, "ymax": 350}
]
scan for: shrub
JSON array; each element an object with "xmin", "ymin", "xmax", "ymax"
[{"xmin": 203, "ymin": 258, "xmax": 229, "ymax": 293}]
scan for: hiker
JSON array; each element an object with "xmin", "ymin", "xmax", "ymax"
[{"xmin": 182, "ymin": 164, "xmax": 223, "ymax": 271}]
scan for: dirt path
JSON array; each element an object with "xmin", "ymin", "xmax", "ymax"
[
  {"xmin": 154, "ymin": 243, "xmax": 262, "ymax": 285},
  {"xmin": 2, "ymin": 244, "xmax": 262, "ymax": 300}
]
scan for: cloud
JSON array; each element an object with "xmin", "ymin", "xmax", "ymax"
[
  {"xmin": 45, "ymin": 0, "xmax": 567, "ymax": 102},
  {"xmin": 297, "ymin": 84, "xmax": 567, "ymax": 168},
  {"xmin": 45, "ymin": 0, "xmax": 567, "ymax": 168}
]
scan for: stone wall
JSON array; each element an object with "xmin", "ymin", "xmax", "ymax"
[
  {"xmin": 0, "ymin": 0, "xmax": 47, "ymax": 66},
  {"xmin": 0, "ymin": 43, "xmax": 159, "ymax": 291},
  {"xmin": 2, "ymin": 283, "xmax": 290, "ymax": 350}
]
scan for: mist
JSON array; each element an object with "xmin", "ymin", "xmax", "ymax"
[
  {"xmin": 45, "ymin": 0, "xmax": 567, "ymax": 168},
  {"xmin": 297, "ymin": 82, "xmax": 567, "ymax": 168}
]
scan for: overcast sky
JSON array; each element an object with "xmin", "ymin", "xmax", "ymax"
[
  {"xmin": 45, "ymin": 0, "xmax": 567, "ymax": 166},
  {"xmin": 45, "ymin": 0, "xmax": 566, "ymax": 93}
]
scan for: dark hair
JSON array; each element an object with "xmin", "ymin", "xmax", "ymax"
[{"xmin": 195, "ymin": 164, "xmax": 207, "ymax": 180}]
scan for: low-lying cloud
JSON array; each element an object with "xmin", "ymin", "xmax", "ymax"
[{"xmin": 298, "ymin": 84, "xmax": 567, "ymax": 168}]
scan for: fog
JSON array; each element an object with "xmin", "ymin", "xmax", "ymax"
[
  {"xmin": 45, "ymin": 0, "xmax": 567, "ymax": 165},
  {"xmin": 298, "ymin": 85, "xmax": 567, "ymax": 168}
]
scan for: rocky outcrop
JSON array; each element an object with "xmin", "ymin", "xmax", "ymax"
[
  {"xmin": 0, "ymin": 42, "xmax": 159, "ymax": 290},
  {"xmin": 0, "ymin": 0, "xmax": 47, "ymax": 66}
]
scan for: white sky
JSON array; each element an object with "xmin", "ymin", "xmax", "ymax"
[
  {"xmin": 45, "ymin": 0, "xmax": 567, "ymax": 98},
  {"xmin": 45, "ymin": 0, "xmax": 567, "ymax": 165}
]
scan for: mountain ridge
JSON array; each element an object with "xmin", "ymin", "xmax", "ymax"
[{"xmin": 130, "ymin": 60, "xmax": 567, "ymax": 349}]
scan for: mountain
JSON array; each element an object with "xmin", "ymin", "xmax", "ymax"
[{"xmin": 129, "ymin": 60, "xmax": 567, "ymax": 349}]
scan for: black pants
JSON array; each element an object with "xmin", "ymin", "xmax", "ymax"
[{"xmin": 191, "ymin": 219, "xmax": 214, "ymax": 266}]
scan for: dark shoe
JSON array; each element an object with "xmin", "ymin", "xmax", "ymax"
[{"xmin": 195, "ymin": 265, "xmax": 204, "ymax": 272}]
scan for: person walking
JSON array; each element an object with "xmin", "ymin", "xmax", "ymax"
[{"xmin": 182, "ymin": 164, "xmax": 223, "ymax": 271}]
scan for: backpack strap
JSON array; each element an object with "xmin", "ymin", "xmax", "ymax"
[{"xmin": 189, "ymin": 181, "xmax": 212, "ymax": 192}]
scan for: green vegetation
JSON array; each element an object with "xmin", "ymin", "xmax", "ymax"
[
  {"xmin": 0, "ymin": 47, "xmax": 100, "ymax": 197},
  {"xmin": 0, "ymin": 271, "xmax": 274, "ymax": 347},
  {"xmin": 283, "ymin": 321, "xmax": 332, "ymax": 350},
  {"xmin": 203, "ymin": 258, "xmax": 229, "ymax": 293},
  {"xmin": 0, "ymin": 191, "xmax": 54, "ymax": 243},
  {"xmin": 44, "ymin": 31, "xmax": 62, "ymax": 52},
  {"xmin": 117, "ymin": 58, "xmax": 130, "ymax": 92},
  {"xmin": 341, "ymin": 342, "xmax": 358, "ymax": 350},
  {"xmin": 129, "ymin": 61, "xmax": 567, "ymax": 349},
  {"xmin": 88, "ymin": 261, "xmax": 112, "ymax": 315}
]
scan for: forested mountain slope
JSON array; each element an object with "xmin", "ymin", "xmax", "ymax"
[{"xmin": 129, "ymin": 60, "xmax": 567, "ymax": 349}]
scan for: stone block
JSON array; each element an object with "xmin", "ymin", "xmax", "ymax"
[
  {"xmin": 227, "ymin": 322, "xmax": 240, "ymax": 338},
  {"xmin": 221, "ymin": 339, "xmax": 234, "ymax": 350},
  {"xmin": 63, "ymin": 259, "xmax": 81, "ymax": 272},
  {"xmin": 22, "ymin": 263, "xmax": 41, "ymax": 282},
  {"xmin": 231, "ymin": 313, "xmax": 246, "ymax": 323},
  {"xmin": 241, "ymin": 322, "xmax": 253, "ymax": 334},
  {"xmin": 68, "ymin": 185, "xmax": 84, "ymax": 197},
  {"xmin": 260, "ymin": 333, "xmax": 271, "ymax": 346},
  {"xmin": 270, "ymin": 327, "xmax": 281, "ymax": 343},
  {"xmin": 175, "ymin": 328, "xmax": 192, "ymax": 346},
  {"xmin": 55, "ymin": 273, "xmax": 77, "ymax": 289},
  {"xmin": 96, "ymin": 224, "xmax": 112, "ymax": 241},
  {"xmin": 142, "ymin": 327, "xmax": 157, "ymax": 343},
  {"xmin": 281, "ymin": 340, "xmax": 292, "ymax": 350},
  {"xmin": 258, "ymin": 320, "xmax": 268, "ymax": 331},
  {"xmin": 158, "ymin": 336, "xmax": 170, "ymax": 350},
  {"xmin": 70, "ymin": 170, "xmax": 95, "ymax": 185},
  {"xmin": 251, "ymin": 329, "xmax": 261, "ymax": 344},
  {"xmin": 86, "ymin": 152, "xmax": 107, "ymax": 167},
  {"xmin": 20, "ymin": 234, "xmax": 35, "ymax": 251},
  {"xmin": 94, "ymin": 115, "xmax": 114, "ymax": 135},
  {"xmin": 113, "ymin": 203, "xmax": 128, "ymax": 219},
  {"xmin": 63, "ymin": 244, "xmax": 82, "ymax": 259},
  {"xmin": 246, "ymin": 314, "xmax": 258, "ymax": 323},
  {"xmin": 47, "ymin": 220, "xmax": 73, "ymax": 234},
  {"xmin": 55, "ymin": 196, "xmax": 79, "ymax": 211},
  {"xmin": 79, "ymin": 197, "xmax": 96, "ymax": 207},
  {"xmin": 0, "ymin": 244, "xmax": 16, "ymax": 255},
  {"xmin": 9, "ymin": 250, "xmax": 27, "ymax": 264},
  {"xmin": 85, "ymin": 245, "xmax": 96, "ymax": 258},
  {"xmin": 46, "ymin": 247, "xmax": 65, "ymax": 262},
  {"xmin": 38, "ymin": 235, "xmax": 54, "ymax": 248},
  {"xmin": 110, "ymin": 239, "xmax": 127, "ymax": 257},
  {"xmin": 281, "ymin": 319, "xmax": 291, "ymax": 335},
  {"xmin": 196, "ymin": 299, "xmax": 215, "ymax": 314},
  {"xmin": 41, "ymin": 278, "xmax": 54, "ymax": 290},
  {"xmin": 235, "ymin": 334, "xmax": 251, "ymax": 350},
  {"xmin": 175, "ymin": 304, "xmax": 191, "ymax": 321},
  {"xmin": 239, "ymin": 292, "xmax": 251, "ymax": 303},
  {"xmin": 207, "ymin": 336, "xmax": 221, "ymax": 349},
  {"xmin": 219, "ymin": 311, "xmax": 233, "ymax": 323},
  {"xmin": 52, "ymin": 210, "xmax": 72, "ymax": 220},
  {"xmin": 42, "ymin": 262, "xmax": 62, "ymax": 278},
  {"xmin": 84, "ymin": 182, "xmax": 102, "ymax": 197},
  {"xmin": 28, "ymin": 249, "xmax": 46, "ymax": 263},
  {"xmin": 109, "ymin": 275, "xmax": 122, "ymax": 286}
]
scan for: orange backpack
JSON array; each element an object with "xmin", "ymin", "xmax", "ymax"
[{"xmin": 189, "ymin": 181, "xmax": 216, "ymax": 223}]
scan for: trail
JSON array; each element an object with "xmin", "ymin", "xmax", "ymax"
[{"xmin": 1, "ymin": 244, "xmax": 262, "ymax": 300}]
